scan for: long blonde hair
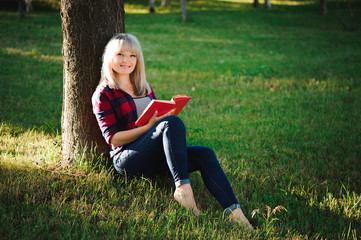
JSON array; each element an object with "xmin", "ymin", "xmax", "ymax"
[{"xmin": 99, "ymin": 33, "xmax": 150, "ymax": 96}]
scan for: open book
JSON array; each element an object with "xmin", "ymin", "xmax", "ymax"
[{"xmin": 135, "ymin": 95, "xmax": 192, "ymax": 126}]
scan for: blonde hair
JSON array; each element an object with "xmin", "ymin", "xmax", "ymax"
[{"xmin": 99, "ymin": 33, "xmax": 150, "ymax": 96}]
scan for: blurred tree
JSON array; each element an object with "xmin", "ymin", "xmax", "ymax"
[
  {"xmin": 60, "ymin": 0, "xmax": 125, "ymax": 165},
  {"xmin": 149, "ymin": 0, "xmax": 155, "ymax": 13},
  {"xmin": 17, "ymin": 0, "xmax": 33, "ymax": 16},
  {"xmin": 320, "ymin": 0, "xmax": 327, "ymax": 15},
  {"xmin": 181, "ymin": 0, "xmax": 187, "ymax": 21},
  {"xmin": 148, "ymin": 0, "xmax": 187, "ymax": 21},
  {"xmin": 25, "ymin": 0, "xmax": 33, "ymax": 12},
  {"xmin": 336, "ymin": 0, "xmax": 355, "ymax": 31},
  {"xmin": 253, "ymin": 0, "xmax": 271, "ymax": 9},
  {"xmin": 161, "ymin": 0, "xmax": 168, "ymax": 8},
  {"xmin": 18, "ymin": 0, "xmax": 24, "ymax": 17}
]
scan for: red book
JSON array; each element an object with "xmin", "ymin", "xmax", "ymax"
[{"xmin": 135, "ymin": 95, "xmax": 192, "ymax": 126}]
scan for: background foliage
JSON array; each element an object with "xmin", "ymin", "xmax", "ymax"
[{"xmin": 0, "ymin": 0, "xmax": 60, "ymax": 11}]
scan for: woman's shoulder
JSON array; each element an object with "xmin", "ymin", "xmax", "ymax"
[
  {"xmin": 92, "ymin": 85, "xmax": 114, "ymax": 103},
  {"xmin": 93, "ymin": 85, "xmax": 108, "ymax": 98},
  {"xmin": 92, "ymin": 84, "xmax": 129, "ymax": 103}
]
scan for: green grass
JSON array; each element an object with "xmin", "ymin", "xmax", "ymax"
[{"xmin": 1, "ymin": 0, "xmax": 361, "ymax": 238}]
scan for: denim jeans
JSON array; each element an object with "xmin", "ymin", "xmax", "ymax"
[{"xmin": 112, "ymin": 116, "xmax": 240, "ymax": 213}]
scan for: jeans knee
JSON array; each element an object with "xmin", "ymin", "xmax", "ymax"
[
  {"xmin": 164, "ymin": 115, "xmax": 185, "ymax": 130},
  {"xmin": 201, "ymin": 147, "xmax": 220, "ymax": 165},
  {"xmin": 203, "ymin": 146, "xmax": 216, "ymax": 157}
]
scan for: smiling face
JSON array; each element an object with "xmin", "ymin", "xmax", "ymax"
[
  {"xmin": 101, "ymin": 34, "xmax": 148, "ymax": 95},
  {"xmin": 111, "ymin": 50, "xmax": 137, "ymax": 77}
]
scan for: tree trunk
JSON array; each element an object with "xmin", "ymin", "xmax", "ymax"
[
  {"xmin": 336, "ymin": 0, "xmax": 355, "ymax": 31},
  {"xmin": 25, "ymin": 0, "xmax": 33, "ymax": 12},
  {"xmin": 60, "ymin": 0, "xmax": 125, "ymax": 165},
  {"xmin": 180, "ymin": 0, "xmax": 187, "ymax": 21},
  {"xmin": 149, "ymin": 0, "xmax": 155, "ymax": 13},
  {"xmin": 320, "ymin": 0, "xmax": 327, "ymax": 15},
  {"xmin": 161, "ymin": 0, "xmax": 169, "ymax": 8},
  {"xmin": 253, "ymin": 0, "xmax": 260, "ymax": 8},
  {"xmin": 18, "ymin": 0, "xmax": 24, "ymax": 18},
  {"xmin": 264, "ymin": 0, "xmax": 271, "ymax": 9}
]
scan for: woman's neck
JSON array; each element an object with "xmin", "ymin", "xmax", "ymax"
[{"xmin": 114, "ymin": 75, "xmax": 138, "ymax": 97}]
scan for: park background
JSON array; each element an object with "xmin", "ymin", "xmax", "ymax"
[{"xmin": 0, "ymin": 0, "xmax": 360, "ymax": 239}]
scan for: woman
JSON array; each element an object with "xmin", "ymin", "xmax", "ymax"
[{"xmin": 92, "ymin": 33, "xmax": 253, "ymax": 229}]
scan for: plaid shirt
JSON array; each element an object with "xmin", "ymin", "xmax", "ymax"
[{"xmin": 92, "ymin": 84, "xmax": 157, "ymax": 158}]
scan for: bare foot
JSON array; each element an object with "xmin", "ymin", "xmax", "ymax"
[
  {"xmin": 173, "ymin": 183, "xmax": 200, "ymax": 216},
  {"xmin": 229, "ymin": 208, "xmax": 254, "ymax": 230}
]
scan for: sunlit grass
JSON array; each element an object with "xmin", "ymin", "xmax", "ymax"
[
  {"xmin": 217, "ymin": 0, "xmax": 315, "ymax": 5},
  {"xmin": 4, "ymin": 47, "xmax": 62, "ymax": 62},
  {"xmin": 125, "ymin": 0, "xmax": 319, "ymax": 14}
]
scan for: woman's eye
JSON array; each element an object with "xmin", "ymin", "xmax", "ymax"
[
  {"xmin": 117, "ymin": 53, "xmax": 124, "ymax": 56},
  {"xmin": 130, "ymin": 54, "xmax": 136, "ymax": 57}
]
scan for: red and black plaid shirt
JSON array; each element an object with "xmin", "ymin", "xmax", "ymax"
[{"xmin": 92, "ymin": 84, "xmax": 157, "ymax": 157}]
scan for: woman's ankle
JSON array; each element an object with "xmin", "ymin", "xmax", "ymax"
[
  {"xmin": 174, "ymin": 183, "xmax": 200, "ymax": 216},
  {"xmin": 228, "ymin": 208, "xmax": 254, "ymax": 230}
]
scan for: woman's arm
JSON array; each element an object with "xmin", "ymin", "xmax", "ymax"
[{"xmin": 109, "ymin": 110, "xmax": 173, "ymax": 147}]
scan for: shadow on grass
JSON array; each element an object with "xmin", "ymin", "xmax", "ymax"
[
  {"xmin": 1, "ymin": 158, "xmax": 360, "ymax": 239},
  {"xmin": 0, "ymin": 162, "xmax": 216, "ymax": 238},
  {"xmin": 246, "ymin": 179, "xmax": 360, "ymax": 238}
]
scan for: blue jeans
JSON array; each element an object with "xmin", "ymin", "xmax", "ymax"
[{"xmin": 113, "ymin": 116, "xmax": 240, "ymax": 214}]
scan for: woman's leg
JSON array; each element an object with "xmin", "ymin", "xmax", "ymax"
[
  {"xmin": 112, "ymin": 116, "xmax": 189, "ymax": 180},
  {"xmin": 186, "ymin": 146, "xmax": 237, "ymax": 209},
  {"xmin": 186, "ymin": 146, "xmax": 253, "ymax": 228},
  {"xmin": 112, "ymin": 116, "xmax": 199, "ymax": 213},
  {"xmin": 158, "ymin": 116, "xmax": 199, "ymax": 214}
]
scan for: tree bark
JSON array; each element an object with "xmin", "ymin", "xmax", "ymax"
[{"xmin": 60, "ymin": 0, "xmax": 125, "ymax": 165}]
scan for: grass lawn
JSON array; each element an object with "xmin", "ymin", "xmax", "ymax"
[{"xmin": 1, "ymin": 0, "xmax": 361, "ymax": 239}]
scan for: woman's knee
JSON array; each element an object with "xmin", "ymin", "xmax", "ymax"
[
  {"xmin": 198, "ymin": 146, "xmax": 216, "ymax": 158},
  {"xmin": 151, "ymin": 116, "xmax": 186, "ymax": 141},
  {"xmin": 164, "ymin": 115, "xmax": 185, "ymax": 130},
  {"xmin": 188, "ymin": 146, "xmax": 219, "ymax": 166},
  {"xmin": 166, "ymin": 115, "xmax": 183, "ymax": 124}
]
